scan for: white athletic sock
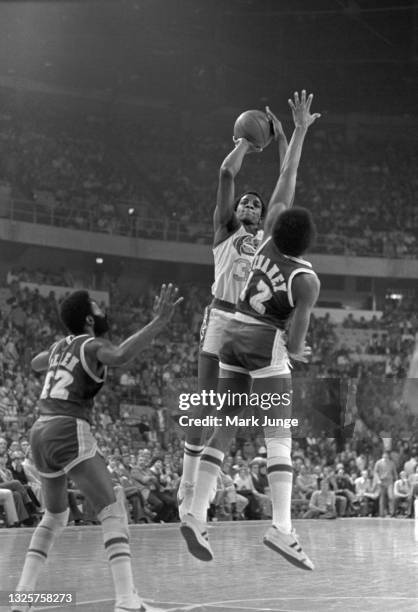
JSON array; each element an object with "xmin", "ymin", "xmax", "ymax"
[
  {"xmin": 266, "ymin": 437, "xmax": 293, "ymax": 534},
  {"xmin": 181, "ymin": 443, "xmax": 204, "ymax": 486},
  {"xmin": 99, "ymin": 501, "xmax": 141, "ymax": 609},
  {"xmin": 17, "ymin": 509, "xmax": 69, "ymax": 592},
  {"xmin": 190, "ymin": 447, "xmax": 224, "ymax": 522}
]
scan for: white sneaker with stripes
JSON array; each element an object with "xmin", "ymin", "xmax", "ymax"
[
  {"xmin": 180, "ymin": 513, "xmax": 214, "ymax": 561},
  {"xmin": 263, "ymin": 525, "xmax": 314, "ymax": 570},
  {"xmin": 114, "ymin": 588, "xmax": 146, "ymax": 611}
]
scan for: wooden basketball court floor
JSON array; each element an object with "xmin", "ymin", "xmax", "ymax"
[{"xmin": 1, "ymin": 519, "xmax": 418, "ymax": 612}]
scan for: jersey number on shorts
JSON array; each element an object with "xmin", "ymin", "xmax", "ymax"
[{"xmin": 40, "ymin": 369, "xmax": 74, "ymax": 401}]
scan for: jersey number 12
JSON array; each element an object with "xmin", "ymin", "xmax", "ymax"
[{"xmin": 40, "ymin": 369, "xmax": 74, "ymax": 401}]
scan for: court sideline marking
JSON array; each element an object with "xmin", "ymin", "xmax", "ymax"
[{"xmin": 32, "ymin": 593, "xmax": 418, "ymax": 611}]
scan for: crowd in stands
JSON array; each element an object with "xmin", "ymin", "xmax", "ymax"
[
  {"xmin": 0, "ymin": 104, "xmax": 418, "ymax": 257},
  {"xmin": 1, "ymin": 427, "xmax": 417, "ymax": 528},
  {"xmin": 0, "ymin": 271, "xmax": 418, "ymax": 527},
  {"xmin": 7, "ymin": 268, "xmax": 75, "ymax": 288}
]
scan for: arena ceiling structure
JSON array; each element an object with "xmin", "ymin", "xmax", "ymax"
[{"xmin": 0, "ymin": 0, "xmax": 416, "ymax": 117}]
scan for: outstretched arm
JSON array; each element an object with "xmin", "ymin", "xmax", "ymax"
[
  {"xmin": 86, "ymin": 284, "xmax": 183, "ymax": 367},
  {"xmin": 264, "ymin": 91, "xmax": 320, "ymax": 237},
  {"xmin": 265, "ymin": 106, "xmax": 288, "ymax": 172},
  {"xmin": 213, "ymin": 138, "xmax": 254, "ymax": 243}
]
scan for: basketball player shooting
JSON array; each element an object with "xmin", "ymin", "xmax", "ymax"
[
  {"xmin": 180, "ymin": 91, "xmax": 321, "ymax": 570},
  {"xmin": 177, "ymin": 106, "xmax": 289, "ymax": 519},
  {"xmin": 11, "ymin": 284, "xmax": 182, "ymax": 612}
]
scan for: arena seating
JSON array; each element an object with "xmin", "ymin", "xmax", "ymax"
[{"xmin": 0, "ymin": 105, "xmax": 417, "ymax": 257}]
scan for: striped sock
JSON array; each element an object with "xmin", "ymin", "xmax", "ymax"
[
  {"xmin": 17, "ymin": 509, "xmax": 69, "ymax": 592},
  {"xmin": 181, "ymin": 443, "xmax": 204, "ymax": 485},
  {"xmin": 99, "ymin": 503, "xmax": 140, "ymax": 609},
  {"xmin": 266, "ymin": 437, "xmax": 293, "ymax": 534},
  {"xmin": 190, "ymin": 447, "xmax": 224, "ymax": 522}
]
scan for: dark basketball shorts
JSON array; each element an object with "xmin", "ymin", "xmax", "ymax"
[
  {"xmin": 30, "ymin": 415, "xmax": 99, "ymax": 478},
  {"xmin": 200, "ymin": 306, "xmax": 235, "ymax": 357},
  {"xmin": 219, "ymin": 316, "xmax": 291, "ymax": 378}
]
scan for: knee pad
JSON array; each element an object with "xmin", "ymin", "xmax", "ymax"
[
  {"xmin": 41, "ymin": 508, "xmax": 70, "ymax": 532},
  {"xmin": 265, "ymin": 437, "xmax": 292, "ymax": 460},
  {"xmin": 97, "ymin": 496, "xmax": 128, "ymax": 538}
]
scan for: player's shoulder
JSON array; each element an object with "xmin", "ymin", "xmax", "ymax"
[
  {"xmin": 291, "ymin": 271, "xmax": 320, "ymax": 303},
  {"xmin": 52, "ymin": 335, "xmax": 72, "ymax": 349},
  {"xmin": 82, "ymin": 336, "xmax": 111, "ymax": 354},
  {"xmin": 213, "ymin": 221, "xmax": 246, "ymax": 249},
  {"xmin": 279, "ymin": 251, "xmax": 314, "ymax": 268},
  {"xmin": 47, "ymin": 335, "xmax": 75, "ymax": 358},
  {"xmin": 280, "ymin": 253, "xmax": 318, "ymax": 280},
  {"xmin": 292, "ymin": 272, "xmax": 320, "ymax": 289},
  {"xmin": 79, "ymin": 336, "xmax": 110, "ymax": 378},
  {"xmin": 57, "ymin": 334, "xmax": 90, "ymax": 348}
]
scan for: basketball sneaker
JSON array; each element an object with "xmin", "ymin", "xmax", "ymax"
[
  {"xmin": 177, "ymin": 481, "xmax": 194, "ymax": 521},
  {"xmin": 263, "ymin": 525, "xmax": 314, "ymax": 570},
  {"xmin": 180, "ymin": 513, "xmax": 214, "ymax": 561},
  {"xmin": 115, "ymin": 589, "xmax": 146, "ymax": 612}
]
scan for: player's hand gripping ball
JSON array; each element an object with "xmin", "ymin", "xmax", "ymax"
[{"xmin": 233, "ymin": 109, "xmax": 274, "ymax": 151}]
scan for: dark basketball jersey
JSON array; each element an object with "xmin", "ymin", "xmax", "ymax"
[
  {"xmin": 39, "ymin": 334, "xmax": 106, "ymax": 424},
  {"xmin": 236, "ymin": 236, "xmax": 318, "ymax": 329}
]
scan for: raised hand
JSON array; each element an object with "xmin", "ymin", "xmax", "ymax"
[
  {"xmin": 265, "ymin": 106, "xmax": 286, "ymax": 141},
  {"xmin": 288, "ymin": 90, "xmax": 321, "ymax": 130},
  {"xmin": 153, "ymin": 283, "xmax": 183, "ymax": 324}
]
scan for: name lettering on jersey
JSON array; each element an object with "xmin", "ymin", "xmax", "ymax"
[
  {"xmin": 252, "ymin": 254, "xmax": 286, "ymax": 292},
  {"xmin": 50, "ymin": 351, "xmax": 80, "ymax": 373}
]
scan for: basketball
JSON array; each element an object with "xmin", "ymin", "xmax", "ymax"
[{"xmin": 233, "ymin": 109, "xmax": 274, "ymax": 150}]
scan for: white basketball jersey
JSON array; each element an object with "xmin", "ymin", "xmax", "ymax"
[{"xmin": 211, "ymin": 226, "xmax": 263, "ymax": 306}]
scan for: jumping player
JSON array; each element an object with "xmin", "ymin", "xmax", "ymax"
[
  {"xmin": 180, "ymin": 91, "xmax": 320, "ymax": 570},
  {"xmin": 11, "ymin": 284, "xmax": 182, "ymax": 612},
  {"xmin": 178, "ymin": 107, "xmax": 289, "ymax": 519}
]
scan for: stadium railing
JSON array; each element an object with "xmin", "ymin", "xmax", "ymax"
[{"xmin": 0, "ymin": 196, "xmax": 407, "ymax": 258}]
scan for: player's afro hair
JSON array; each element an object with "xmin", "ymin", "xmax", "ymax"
[
  {"xmin": 234, "ymin": 191, "xmax": 266, "ymax": 218},
  {"xmin": 60, "ymin": 290, "xmax": 92, "ymax": 335},
  {"xmin": 272, "ymin": 207, "xmax": 317, "ymax": 257}
]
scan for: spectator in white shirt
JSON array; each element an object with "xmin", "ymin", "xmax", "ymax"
[{"xmin": 393, "ymin": 471, "xmax": 412, "ymax": 517}]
